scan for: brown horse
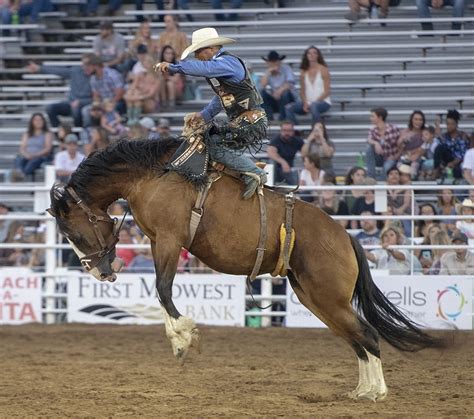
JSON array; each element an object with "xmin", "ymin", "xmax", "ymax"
[{"xmin": 48, "ymin": 138, "xmax": 443, "ymax": 401}]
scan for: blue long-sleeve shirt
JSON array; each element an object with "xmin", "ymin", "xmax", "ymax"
[
  {"xmin": 40, "ymin": 65, "xmax": 92, "ymax": 104},
  {"xmin": 168, "ymin": 49, "xmax": 245, "ymax": 122}
]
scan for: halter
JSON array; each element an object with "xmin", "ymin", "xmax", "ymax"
[{"xmin": 66, "ymin": 187, "xmax": 127, "ymax": 272}]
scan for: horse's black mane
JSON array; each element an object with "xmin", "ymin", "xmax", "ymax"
[{"xmin": 68, "ymin": 138, "xmax": 182, "ymax": 200}]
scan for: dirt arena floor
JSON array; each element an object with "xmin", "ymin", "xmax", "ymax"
[{"xmin": 0, "ymin": 325, "xmax": 473, "ymax": 418}]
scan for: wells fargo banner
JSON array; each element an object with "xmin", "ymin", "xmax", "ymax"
[
  {"xmin": 67, "ymin": 273, "xmax": 246, "ymax": 326},
  {"xmin": 286, "ymin": 275, "xmax": 473, "ymax": 330},
  {"xmin": 0, "ymin": 268, "xmax": 42, "ymax": 325}
]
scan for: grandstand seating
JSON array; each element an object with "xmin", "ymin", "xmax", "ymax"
[{"xmin": 0, "ymin": 0, "xmax": 473, "ymax": 210}]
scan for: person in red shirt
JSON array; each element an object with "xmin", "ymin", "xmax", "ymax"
[{"xmin": 116, "ymin": 227, "xmax": 137, "ymax": 267}]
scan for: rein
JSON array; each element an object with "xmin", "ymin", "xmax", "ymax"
[{"xmin": 66, "ymin": 187, "xmax": 127, "ymax": 271}]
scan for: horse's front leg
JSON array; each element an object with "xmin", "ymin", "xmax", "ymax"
[{"xmin": 151, "ymin": 239, "xmax": 200, "ymax": 363}]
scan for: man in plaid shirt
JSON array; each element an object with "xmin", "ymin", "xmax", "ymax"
[{"xmin": 366, "ymin": 107, "xmax": 400, "ymax": 179}]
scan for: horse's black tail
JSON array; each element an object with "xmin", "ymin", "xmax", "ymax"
[{"xmin": 349, "ymin": 235, "xmax": 446, "ymax": 352}]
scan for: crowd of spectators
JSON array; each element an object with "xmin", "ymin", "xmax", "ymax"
[{"xmin": 2, "ymin": 2, "xmax": 472, "ymax": 276}]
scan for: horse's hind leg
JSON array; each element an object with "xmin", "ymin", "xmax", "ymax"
[{"xmin": 287, "ymin": 271, "xmax": 387, "ymax": 401}]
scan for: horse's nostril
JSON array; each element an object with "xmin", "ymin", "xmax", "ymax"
[{"xmin": 100, "ymin": 273, "xmax": 107, "ymax": 279}]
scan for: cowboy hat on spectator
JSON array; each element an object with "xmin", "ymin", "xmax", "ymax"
[
  {"xmin": 262, "ymin": 50, "xmax": 287, "ymax": 62},
  {"xmin": 456, "ymin": 198, "xmax": 474, "ymax": 214},
  {"xmin": 180, "ymin": 27, "xmax": 236, "ymax": 60}
]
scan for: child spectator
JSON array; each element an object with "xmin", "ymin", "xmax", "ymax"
[
  {"xmin": 419, "ymin": 124, "xmax": 440, "ymax": 180},
  {"xmin": 436, "ymin": 188, "xmax": 458, "ymax": 234},
  {"xmin": 13, "ymin": 113, "xmax": 53, "ymax": 180},
  {"xmin": 439, "ymin": 232, "xmax": 474, "ymax": 275},
  {"xmin": 299, "ymin": 153, "xmax": 325, "ymax": 203},
  {"xmin": 285, "ymin": 46, "xmax": 331, "ymax": 125},
  {"xmin": 54, "ymin": 134, "xmax": 85, "ymax": 182},
  {"xmin": 101, "ymin": 98, "xmax": 126, "ymax": 137},
  {"xmin": 398, "ymin": 110, "xmax": 426, "ymax": 180}
]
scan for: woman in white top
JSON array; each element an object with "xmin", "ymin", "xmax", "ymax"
[
  {"xmin": 366, "ymin": 226, "xmax": 411, "ymax": 274},
  {"xmin": 285, "ymin": 46, "xmax": 331, "ymax": 125},
  {"xmin": 299, "ymin": 153, "xmax": 325, "ymax": 203}
]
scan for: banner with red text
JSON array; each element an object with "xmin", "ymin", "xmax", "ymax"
[
  {"xmin": 67, "ymin": 273, "xmax": 246, "ymax": 326},
  {"xmin": 0, "ymin": 268, "xmax": 42, "ymax": 324}
]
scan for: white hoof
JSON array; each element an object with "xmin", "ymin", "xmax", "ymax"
[{"xmin": 164, "ymin": 316, "xmax": 200, "ymax": 363}]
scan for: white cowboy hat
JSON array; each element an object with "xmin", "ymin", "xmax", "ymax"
[{"xmin": 180, "ymin": 27, "xmax": 236, "ymax": 60}]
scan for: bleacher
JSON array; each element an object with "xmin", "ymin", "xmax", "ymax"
[{"xmin": 1, "ymin": 0, "xmax": 473, "ymax": 202}]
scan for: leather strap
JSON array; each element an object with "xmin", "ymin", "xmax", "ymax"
[
  {"xmin": 248, "ymin": 185, "xmax": 267, "ymax": 281},
  {"xmin": 186, "ymin": 173, "xmax": 221, "ymax": 248},
  {"xmin": 282, "ymin": 192, "xmax": 295, "ymax": 271}
]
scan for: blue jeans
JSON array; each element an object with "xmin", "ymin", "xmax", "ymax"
[
  {"xmin": 260, "ymin": 89, "xmax": 295, "ymax": 121},
  {"xmin": 15, "ymin": 155, "xmax": 47, "ymax": 176},
  {"xmin": 134, "ymin": 0, "xmax": 164, "ymax": 21},
  {"xmin": 211, "ymin": 0, "xmax": 242, "ymax": 20},
  {"xmin": 416, "ymin": 0, "xmax": 465, "ymax": 29},
  {"xmin": 47, "ymin": 101, "xmax": 86, "ymax": 127},
  {"xmin": 18, "ymin": 0, "xmax": 54, "ymax": 23},
  {"xmin": 285, "ymin": 99, "xmax": 331, "ymax": 125},
  {"xmin": 274, "ymin": 165, "xmax": 298, "ymax": 185},
  {"xmin": 365, "ymin": 144, "xmax": 396, "ymax": 180}
]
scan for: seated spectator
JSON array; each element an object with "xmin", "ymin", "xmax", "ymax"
[
  {"xmin": 54, "ymin": 134, "xmax": 85, "ymax": 182},
  {"xmin": 0, "ymin": 202, "xmax": 11, "ymax": 243},
  {"xmin": 415, "ymin": 219, "xmax": 442, "ymax": 259},
  {"xmin": 83, "ymin": 127, "xmax": 110, "ymax": 156},
  {"xmin": 26, "ymin": 54, "xmax": 95, "ymax": 127},
  {"xmin": 259, "ymin": 51, "xmax": 296, "ymax": 121},
  {"xmin": 419, "ymin": 124, "xmax": 441, "ymax": 180},
  {"xmin": 93, "ymin": 21, "xmax": 127, "ymax": 71},
  {"xmin": 300, "ymin": 121, "xmax": 335, "ymax": 176},
  {"xmin": 56, "ymin": 123, "xmax": 73, "ymax": 151},
  {"xmin": 319, "ymin": 182, "xmax": 350, "ymax": 228},
  {"xmin": 345, "ymin": 0, "xmax": 390, "ymax": 21},
  {"xmin": 139, "ymin": 117, "xmax": 160, "ymax": 140},
  {"xmin": 128, "ymin": 44, "xmax": 149, "ymax": 82},
  {"xmin": 129, "ymin": 19, "xmax": 159, "ymax": 60},
  {"xmin": 423, "ymin": 229, "xmax": 450, "ymax": 275},
  {"xmin": 158, "ymin": 15, "xmax": 188, "ymax": 58},
  {"xmin": 344, "ymin": 166, "xmax": 367, "ymax": 214},
  {"xmin": 439, "ymin": 231, "xmax": 474, "ymax": 275},
  {"xmin": 436, "ymin": 188, "xmax": 458, "ymax": 234},
  {"xmin": 416, "ymin": 0, "xmax": 465, "ymax": 32},
  {"xmin": 386, "ymin": 166, "xmax": 412, "ymax": 236},
  {"xmin": 156, "ymin": 118, "xmax": 174, "ymax": 140},
  {"xmin": 455, "ymin": 199, "xmax": 474, "ymax": 238},
  {"xmin": 0, "ymin": 221, "xmax": 29, "ymax": 266},
  {"xmin": 128, "ymin": 237, "xmax": 154, "ymax": 272},
  {"xmin": 285, "ymin": 46, "xmax": 331, "ymax": 125},
  {"xmin": 18, "ymin": 0, "xmax": 55, "ymax": 23},
  {"xmin": 82, "ymin": 54, "xmax": 126, "ymax": 125},
  {"xmin": 158, "ymin": 45, "xmax": 185, "ymax": 110},
  {"xmin": 365, "ymin": 226, "xmax": 411, "ymax": 274},
  {"xmin": 124, "ymin": 56, "xmax": 160, "ymax": 124},
  {"xmin": 267, "ymin": 121, "xmax": 303, "ymax": 185},
  {"xmin": 356, "ymin": 211, "xmax": 381, "ymax": 246},
  {"xmin": 434, "ymin": 109, "xmax": 470, "ymax": 181},
  {"xmin": 211, "ymin": 0, "xmax": 242, "ymax": 21},
  {"xmin": 398, "ymin": 110, "xmax": 426, "ymax": 180},
  {"xmin": 101, "ymin": 98, "xmax": 126, "ymax": 137},
  {"xmin": 414, "ymin": 203, "xmax": 438, "ymax": 238},
  {"xmin": 462, "ymin": 132, "xmax": 474, "ymax": 184},
  {"xmin": 366, "ymin": 107, "xmax": 400, "ymax": 180},
  {"xmin": 299, "ymin": 153, "xmax": 325, "ymax": 203},
  {"xmin": 13, "ymin": 113, "xmax": 53, "ymax": 180},
  {"xmin": 116, "ymin": 227, "xmax": 137, "ymax": 267},
  {"xmin": 351, "ymin": 177, "xmax": 377, "ymax": 229}
]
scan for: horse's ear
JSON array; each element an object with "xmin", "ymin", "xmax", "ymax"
[
  {"xmin": 49, "ymin": 182, "xmax": 70, "ymax": 216},
  {"xmin": 46, "ymin": 208, "xmax": 56, "ymax": 217}
]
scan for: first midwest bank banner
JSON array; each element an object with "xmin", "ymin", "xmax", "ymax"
[{"xmin": 67, "ymin": 273, "xmax": 246, "ymax": 326}]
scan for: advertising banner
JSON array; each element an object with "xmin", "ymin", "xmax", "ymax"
[
  {"xmin": 67, "ymin": 273, "xmax": 246, "ymax": 326},
  {"xmin": 286, "ymin": 275, "xmax": 473, "ymax": 330},
  {"xmin": 0, "ymin": 268, "xmax": 42, "ymax": 325}
]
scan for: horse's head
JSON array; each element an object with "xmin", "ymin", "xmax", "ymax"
[{"xmin": 47, "ymin": 183, "xmax": 124, "ymax": 282}]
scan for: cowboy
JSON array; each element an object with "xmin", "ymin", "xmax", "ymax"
[{"xmin": 155, "ymin": 27, "xmax": 267, "ymax": 200}]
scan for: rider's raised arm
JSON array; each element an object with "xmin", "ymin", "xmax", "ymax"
[
  {"xmin": 201, "ymin": 95, "xmax": 223, "ymax": 122},
  {"xmin": 168, "ymin": 53, "xmax": 245, "ymax": 81}
]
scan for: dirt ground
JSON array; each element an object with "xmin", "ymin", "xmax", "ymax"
[{"xmin": 0, "ymin": 325, "xmax": 473, "ymax": 418}]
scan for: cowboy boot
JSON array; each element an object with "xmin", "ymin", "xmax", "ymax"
[{"xmin": 242, "ymin": 172, "xmax": 267, "ymax": 200}]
